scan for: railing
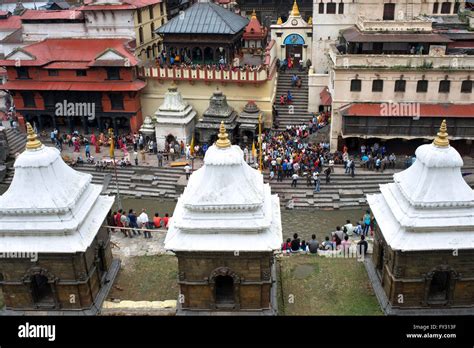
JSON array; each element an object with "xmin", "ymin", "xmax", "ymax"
[
  {"xmin": 329, "ymin": 44, "xmax": 474, "ymax": 70},
  {"xmin": 138, "ymin": 40, "xmax": 278, "ymax": 83},
  {"xmin": 356, "ymin": 15, "xmax": 432, "ymax": 32}
]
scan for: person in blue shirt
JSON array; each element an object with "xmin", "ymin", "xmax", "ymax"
[
  {"xmin": 85, "ymin": 143, "xmax": 90, "ymax": 158},
  {"xmin": 363, "ymin": 210, "xmax": 371, "ymax": 236}
]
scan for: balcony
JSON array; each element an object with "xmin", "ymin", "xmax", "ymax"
[
  {"xmin": 138, "ymin": 40, "xmax": 278, "ymax": 84},
  {"xmin": 356, "ymin": 16, "xmax": 433, "ymax": 32},
  {"xmin": 329, "ymin": 44, "xmax": 474, "ymax": 70}
]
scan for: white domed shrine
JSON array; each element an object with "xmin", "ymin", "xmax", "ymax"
[
  {"xmin": 366, "ymin": 120, "xmax": 474, "ymax": 315},
  {"xmin": 0, "ymin": 123, "xmax": 118, "ymax": 314},
  {"xmin": 165, "ymin": 122, "xmax": 282, "ymax": 314}
]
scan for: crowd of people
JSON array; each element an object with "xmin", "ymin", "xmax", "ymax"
[
  {"xmin": 281, "ymin": 210, "xmax": 375, "ymax": 257},
  {"xmin": 108, "ymin": 208, "xmax": 171, "ymax": 239}
]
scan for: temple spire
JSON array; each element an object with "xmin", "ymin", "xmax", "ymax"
[
  {"xmin": 251, "ymin": 9, "xmax": 257, "ymax": 19},
  {"xmin": 276, "ymin": 17, "xmax": 283, "ymax": 24},
  {"xmin": 25, "ymin": 122, "xmax": 42, "ymax": 151},
  {"xmin": 433, "ymin": 119, "xmax": 450, "ymax": 148},
  {"xmin": 292, "ymin": 0, "xmax": 300, "ymax": 16},
  {"xmin": 216, "ymin": 121, "xmax": 231, "ymax": 149}
]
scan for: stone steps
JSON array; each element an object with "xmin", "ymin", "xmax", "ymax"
[
  {"xmin": 4, "ymin": 127, "xmax": 27, "ymax": 158},
  {"xmin": 273, "ymin": 71, "xmax": 312, "ymax": 129}
]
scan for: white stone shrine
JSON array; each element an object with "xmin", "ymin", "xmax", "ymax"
[
  {"xmin": 153, "ymin": 83, "xmax": 197, "ymax": 150},
  {"xmin": 165, "ymin": 122, "xmax": 282, "ymax": 314}
]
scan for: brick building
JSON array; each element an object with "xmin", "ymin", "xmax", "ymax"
[{"xmin": 0, "ymin": 38, "xmax": 146, "ymax": 134}]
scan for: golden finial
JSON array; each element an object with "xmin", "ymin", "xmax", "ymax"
[
  {"xmin": 292, "ymin": 0, "xmax": 300, "ymax": 16},
  {"xmin": 433, "ymin": 119, "xmax": 449, "ymax": 148},
  {"xmin": 251, "ymin": 9, "xmax": 257, "ymax": 19},
  {"xmin": 277, "ymin": 17, "xmax": 283, "ymax": 25},
  {"xmin": 308, "ymin": 16, "xmax": 312, "ymax": 25},
  {"xmin": 25, "ymin": 122, "xmax": 42, "ymax": 150},
  {"xmin": 216, "ymin": 121, "xmax": 231, "ymax": 149}
]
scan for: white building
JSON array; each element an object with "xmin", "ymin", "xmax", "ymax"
[
  {"xmin": 270, "ymin": 0, "xmax": 312, "ymax": 65},
  {"xmin": 152, "ymin": 83, "xmax": 197, "ymax": 150}
]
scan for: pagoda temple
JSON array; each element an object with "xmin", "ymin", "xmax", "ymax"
[
  {"xmin": 242, "ymin": 10, "xmax": 268, "ymax": 53},
  {"xmin": 152, "ymin": 83, "xmax": 197, "ymax": 150},
  {"xmin": 165, "ymin": 122, "xmax": 282, "ymax": 315},
  {"xmin": 0, "ymin": 124, "xmax": 119, "ymax": 314},
  {"xmin": 236, "ymin": 100, "xmax": 262, "ymax": 144},
  {"xmin": 195, "ymin": 88, "xmax": 238, "ymax": 145},
  {"xmin": 366, "ymin": 120, "xmax": 474, "ymax": 315}
]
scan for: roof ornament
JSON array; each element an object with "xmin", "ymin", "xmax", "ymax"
[
  {"xmin": 308, "ymin": 16, "xmax": 312, "ymax": 25},
  {"xmin": 216, "ymin": 121, "xmax": 231, "ymax": 149},
  {"xmin": 433, "ymin": 119, "xmax": 450, "ymax": 148},
  {"xmin": 292, "ymin": 0, "xmax": 300, "ymax": 16},
  {"xmin": 251, "ymin": 9, "xmax": 257, "ymax": 19},
  {"xmin": 25, "ymin": 122, "xmax": 43, "ymax": 151},
  {"xmin": 277, "ymin": 17, "xmax": 283, "ymax": 25}
]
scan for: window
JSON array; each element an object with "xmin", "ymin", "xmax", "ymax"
[
  {"xmin": 338, "ymin": 1, "xmax": 344, "ymax": 14},
  {"xmin": 149, "ymin": 5, "xmax": 154, "ymax": 19},
  {"xmin": 417, "ymin": 80, "xmax": 428, "ymax": 92},
  {"xmin": 433, "ymin": 1, "xmax": 439, "ymax": 13},
  {"xmin": 15, "ymin": 67, "xmax": 29, "ymax": 79},
  {"xmin": 394, "ymin": 79, "xmax": 406, "ymax": 92},
  {"xmin": 76, "ymin": 70, "xmax": 87, "ymax": 77},
  {"xmin": 22, "ymin": 92, "xmax": 35, "ymax": 107},
  {"xmin": 151, "ymin": 22, "xmax": 155, "ymax": 38},
  {"xmin": 139, "ymin": 27, "xmax": 144, "ymax": 44},
  {"xmin": 160, "ymin": 2, "xmax": 164, "ymax": 16},
  {"xmin": 327, "ymin": 2, "xmax": 336, "ymax": 13},
  {"xmin": 441, "ymin": 1, "xmax": 451, "ymax": 13},
  {"xmin": 461, "ymin": 80, "xmax": 472, "ymax": 93},
  {"xmin": 439, "ymin": 80, "xmax": 451, "ymax": 93},
  {"xmin": 383, "ymin": 3, "xmax": 395, "ymax": 20},
  {"xmin": 454, "ymin": 1, "xmax": 460, "ymax": 13},
  {"xmin": 48, "ymin": 69, "xmax": 59, "ymax": 76},
  {"xmin": 372, "ymin": 79, "xmax": 384, "ymax": 92},
  {"xmin": 350, "ymin": 79, "xmax": 361, "ymax": 92},
  {"xmin": 137, "ymin": 9, "xmax": 142, "ymax": 23},
  {"xmin": 109, "ymin": 94, "xmax": 124, "ymax": 110},
  {"xmin": 319, "ymin": 2, "xmax": 324, "ymax": 13},
  {"xmin": 106, "ymin": 67, "xmax": 121, "ymax": 80}
]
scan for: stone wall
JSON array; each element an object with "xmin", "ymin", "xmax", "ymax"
[{"xmin": 175, "ymin": 251, "xmax": 275, "ymax": 312}]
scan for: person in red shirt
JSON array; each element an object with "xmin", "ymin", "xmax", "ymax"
[
  {"xmin": 115, "ymin": 209, "xmax": 125, "ymax": 236},
  {"xmin": 153, "ymin": 213, "xmax": 162, "ymax": 228},
  {"xmin": 163, "ymin": 213, "xmax": 170, "ymax": 228}
]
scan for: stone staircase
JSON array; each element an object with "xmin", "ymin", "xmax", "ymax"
[
  {"xmin": 273, "ymin": 70, "xmax": 312, "ymax": 131},
  {"xmin": 264, "ymin": 163, "xmax": 474, "ymax": 210},
  {"xmin": 2, "ymin": 163, "xmax": 184, "ymax": 200},
  {"xmin": 3, "ymin": 127, "xmax": 26, "ymax": 158}
]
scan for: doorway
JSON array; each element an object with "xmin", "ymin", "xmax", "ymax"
[
  {"xmin": 31, "ymin": 274, "xmax": 55, "ymax": 307},
  {"xmin": 215, "ymin": 275, "xmax": 234, "ymax": 306},
  {"xmin": 286, "ymin": 44, "xmax": 303, "ymax": 67},
  {"xmin": 428, "ymin": 271, "xmax": 450, "ymax": 303}
]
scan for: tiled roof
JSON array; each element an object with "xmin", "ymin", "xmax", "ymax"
[
  {"xmin": 21, "ymin": 9, "xmax": 83, "ymax": 20},
  {"xmin": 157, "ymin": 2, "xmax": 248, "ymax": 35},
  {"xmin": 81, "ymin": 0, "xmax": 162, "ymax": 10},
  {"xmin": 0, "ymin": 38, "xmax": 138, "ymax": 67},
  {"xmin": 341, "ymin": 103, "xmax": 474, "ymax": 118},
  {"xmin": 0, "ymin": 15, "xmax": 21, "ymax": 30}
]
